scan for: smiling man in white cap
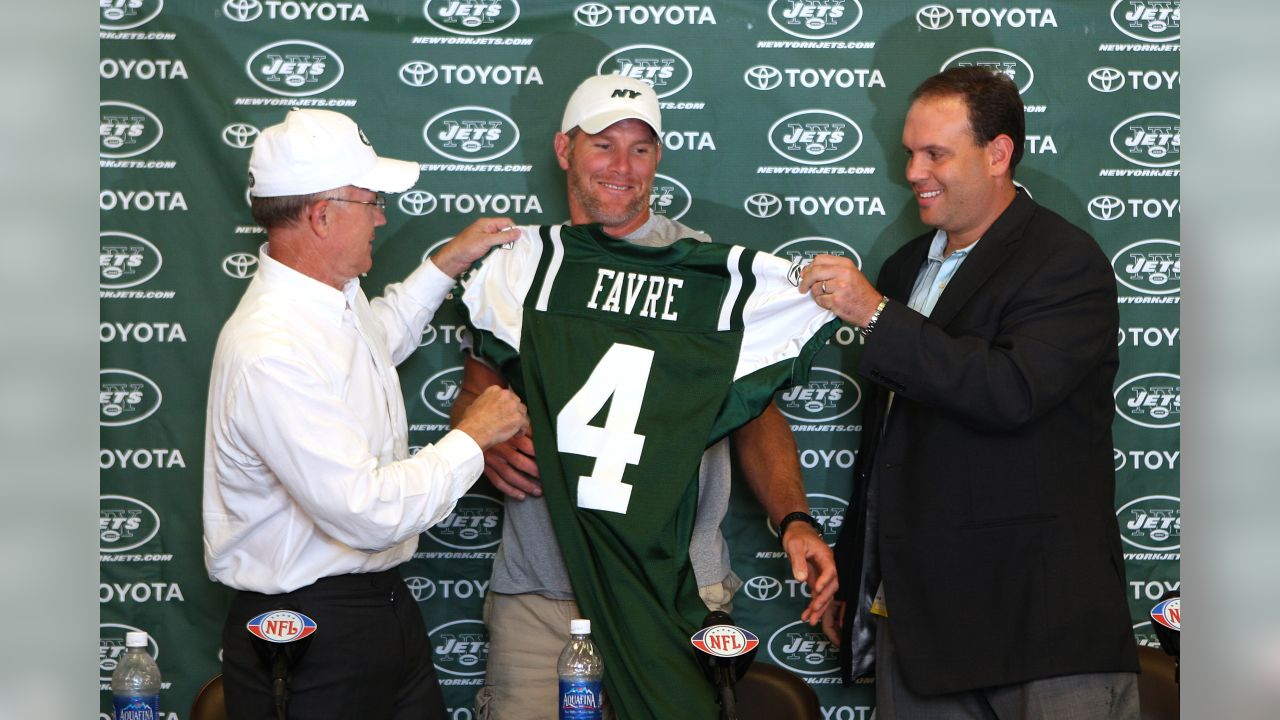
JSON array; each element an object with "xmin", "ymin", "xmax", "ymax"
[
  {"xmin": 203, "ymin": 108, "xmax": 528, "ymax": 720},
  {"xmin": 450, "ymin": 76, "xmax": 838, "ymax": 720}
]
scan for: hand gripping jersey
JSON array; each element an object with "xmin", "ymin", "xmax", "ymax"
[{"xmin": 462, "ymin": 224, "xmax": 837, "ymax": 719}]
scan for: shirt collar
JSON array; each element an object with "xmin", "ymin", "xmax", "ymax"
[
  {"xmin": 926, "ymin": 230, "xmax": 979, "ymax": 263},
  {"xmin": 258, "ymin": 243, "xmax": 360, "ymax": 325}
]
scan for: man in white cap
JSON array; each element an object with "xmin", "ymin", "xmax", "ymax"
[
  {"xmin": 203, "ymin": 108, "xmax": 529, "ymax": 719},
  {"xmin": 451, "ymin": 75, "xmax": 838, "ymax": 720}
]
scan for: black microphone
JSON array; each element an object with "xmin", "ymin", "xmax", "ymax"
[
  {"xmin": 690, "ymin": 611, "xmax": 760, "ymax": 720},
  {"xmin": 1149, "ymin": 591, "xmax": 1180, "ymax": 683},
  {"xmin": 246, "ymin": 607, "xmax": 318, "ymax": 720}
]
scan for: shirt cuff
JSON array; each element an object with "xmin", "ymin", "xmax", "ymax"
[
  {"xmin": 426, "ymin": 428, "xmax": 485, "ymax": 484},
  {"xmin": 398, "ymin": 259, "xmax": 457, "ymax": 314}
]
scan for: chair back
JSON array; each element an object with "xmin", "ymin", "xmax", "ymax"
[
  {"xmin": 189, "ymin": 673, "xmax": 227, "ymax": 720},
  {"xmin": 735, "ymin": 661, "xmax": 822, "ymax": 720},
  {"xmin": 1137, "ymin": 645, "xmax": 1180, "ymax": 720}
]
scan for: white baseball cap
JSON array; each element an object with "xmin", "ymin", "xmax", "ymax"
[
  {"xmin": 560, "ymin": 74, "xmax": 662, "ymax": 136},
  {"xmin": 248, "ymin": 109, "xmax": 420, "ymax": 197}
]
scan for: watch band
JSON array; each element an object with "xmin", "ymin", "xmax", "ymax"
[
  {"xmin": 861, "ymin": 296, "xmax": 889, "ymax": 337},
  {"xmin": 777, "ymin": 511, "xmax": 821, "ymax": 541}
]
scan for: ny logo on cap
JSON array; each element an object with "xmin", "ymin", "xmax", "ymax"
[{"xmin": 611, "ymin": 89, "xmax": 642, "ymax": 99}]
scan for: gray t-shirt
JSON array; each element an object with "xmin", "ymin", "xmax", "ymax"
[{"xmin": 488, "ymin": 214, "xmax": 739, "ymax": 599}]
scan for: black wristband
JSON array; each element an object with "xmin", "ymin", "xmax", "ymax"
[{"xmin": 777, "ymin": 511, "xmax": 821, "ymax": 541}]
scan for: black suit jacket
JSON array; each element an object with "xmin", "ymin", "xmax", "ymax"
[{"xmin": 835, "ymin": 190, "xmax": 1139, "ymax": 695}]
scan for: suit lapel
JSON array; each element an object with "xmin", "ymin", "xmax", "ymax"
[
  {"xmin": 927, "ymin": 189, "xmax": 1036, "ymax": 329},
  {"xmin": 880, "ymin": 233, "xmax": 932, "ymax": 303}
]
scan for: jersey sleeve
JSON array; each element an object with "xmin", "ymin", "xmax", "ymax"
[
  {"xmin": 708, "ymin": 249, "xmax": 840, "ymax": 441},
  {"xmin": 460, "ymin": 225, "xmax": 543, "ymax": 366},
  {"xmin": 735, "ymin": 250, "xmax": 839, "ymax": 381}
]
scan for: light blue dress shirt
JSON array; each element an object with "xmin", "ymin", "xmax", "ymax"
[{"xmin": 906, "ymin": 229, "xmax": 980, "ymax": 317}]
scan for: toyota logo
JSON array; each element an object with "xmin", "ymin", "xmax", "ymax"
[
  {"xmin": 221, "ymin": 123, "xmax": 259, "ymax": 149},
  {"xmin": 399, "ymin": 190, "xmax": 438, "ymax": 216},
  {"xmin": 223, "ymin": 0, "xmax": 263, "ymax": 22},
  {"xmin": 743, "ymin": 576, "xmax": 783, "ymax": 602},
  {"xmin": 1088, "ymin": 67, "xmax": 1125, "ymax": 93},
  {"xmin": 744, "ymin": 193, "xmax": 783, "ymax": 219},
  {"xmin": 743, "ymin": 65, "xmax": 783, "ymax": 91},
  {"xmin": 1088, "ymin": 195, "xmax": 1125, "ymax": 221},
  {"xmin": 400, "ymin": 61, "xmax": 438, "ymax": 87},
  {"xmin": 222, "ymin": 253, "xmax": 259, "ymax": 279},
  {"xmin": 574, "ymin": 2, "xmax": 611, "ymax": 27},
  {"xmin": 916, "ymin": 4, "xmax": 953, "ymax": 30},
  {"xmin": 403, "ymin": 576, "xmax": 437, "ymax": 601}
]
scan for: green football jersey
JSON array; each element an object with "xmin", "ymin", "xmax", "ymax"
[{"xmin": 462, "ymin": 223, "xmax": 837, "ymax": 719}]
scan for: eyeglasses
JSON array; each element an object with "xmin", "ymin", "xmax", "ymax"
[{"xmin": 326, "ymin": 194, "xmax": 386, "ymax": 210}]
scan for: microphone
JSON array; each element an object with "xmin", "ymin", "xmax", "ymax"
[
  {"xmin": 1149, "ymin": 592, "xmax": 1180, "ymax": 683},
  {"xmin": 690, "ymin": 611, "xmax": 760, "ymax": 720},
  {"xmin": 246, "ymin": 607, "xmax": 318, "ymax": 720}
]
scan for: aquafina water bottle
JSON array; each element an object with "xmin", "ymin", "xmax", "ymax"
[
  {"xmin": 111, "ymin": 631, "xmax": 161, "ymax": 720},
  {"xmin": 557, "ymin": 618, "xmax": 604, "ymax": 719}
]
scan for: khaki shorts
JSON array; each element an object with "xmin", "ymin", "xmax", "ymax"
[{"xmin": 474, "ymin": 582, "xmax": 735, "ymax": 720}]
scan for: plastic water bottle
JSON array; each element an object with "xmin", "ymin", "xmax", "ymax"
[
  {"xmin": 112, "ymin": 631, "xmax": 161, "ymax": 720},
  {"xmin": 557, "ymin": 618, "xmax": 604, "ymax": 720}
]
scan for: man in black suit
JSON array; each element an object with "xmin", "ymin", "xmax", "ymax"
[{"xmin": 799, "ymin": 67, "xmax": 1139, "ymax": 718}]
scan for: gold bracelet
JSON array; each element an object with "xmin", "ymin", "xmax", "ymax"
[{"xmin": 861, "ymin": 296, "xmax": 888, "ymax": 336}]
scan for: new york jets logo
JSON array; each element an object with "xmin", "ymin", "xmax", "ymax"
[
  {"xmin": 1117, "ymin": 495, "xmax": 1180, "ymax": 551},
  {"xmin": 421, "ymin": 366, "xmax": 464, "ymax": 417},
  {"xmin": 767, "ymin": 620, "xmax": 839, "ymax": 675},
  {"xmin": 423, "ymin": 106, "xmax": 520, "ymax": 163},
  {"xmin": 100, "ymin": 101, "xmax": 164, "ymax": 158},
  {"xmin": 775, "ymin": 366, "xmax": 861, "ymax": 424},
  {"xmin": 767, "ymin": 0, "xmax": 862, "ymax": 39},
  {"xmin": 1114, "ymin": 373, "xmax": 1180, "ymax": 429},
  {"xmin": 246, "ymin": 40, "xmax": 344, "ymax": 97},
  {"xmin": 1110, "ymin": 0, "xmax": 1179, "ymax": 43},
  {"xmin": 99, "ymin": 495, "xmax": 161, "ymax": 552},
  {"xmin": 649, "ymin": 173, "xmax": 691, "ymax": 220},
  {"xmin": 1111, "ymin": 239, "xmax": 1180, "ymax": 295},
  {"xmin": 100, "ymin": 231, "xmax": 163, "ymax": 289},
  {"xmin": 1110, "ymin": 112, "xmax": 1180, "ymax": 168},
  {"xmin": 597, "ymin": 45, "xmax": 692, "ymax": 98},
  {"xmin": 424, "ymin": 0, "xmax": 520, "ymax": 36},
  {"xmin": 773, "ymin": 236, "xmax": 861, "ymax": 287},
  {"xmin": 429, "ymin": 619, "xmax": 489, "ymax": 676},
  {"xmin": 100, "ymin": 369, "xmax": 163, "ymax": 427},
  {"xmin": 941, "ymin": 48, "xmax": 1035, "ymax": 94},
  {"xmin": 424, "ymin": 493, "xmax": 503, "ymax": 549},
  {"xmin": 768, "ymin": 110, "xmax": 862, "ymax": 165},
  {"xmin": 101, "ymin": 0, "xmax": 164, "ymax": 29}
]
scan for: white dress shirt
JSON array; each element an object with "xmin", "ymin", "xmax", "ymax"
[{"xmin": 203, "ymin": 244, "xmax": 483, "ymax": 594}]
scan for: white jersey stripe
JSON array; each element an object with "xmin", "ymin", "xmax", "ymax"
[
  {"xmin": 717, "ymin": 245, "xmax": 745, "ymax": 332},
  {"xmin": 536, "ymin": 225, "xmax": 566, "ymax": 312}
]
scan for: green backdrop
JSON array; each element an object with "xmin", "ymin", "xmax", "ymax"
[{"xmin": 100, "ymin": 1, "xmax": 1179, "ymax": 717}]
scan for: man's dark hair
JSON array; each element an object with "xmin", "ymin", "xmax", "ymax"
[
  {"xmin": 911, "ymin": 66, "xmax": 1025, "ymax": 177},
  {"xmin": 250, "ymin": 191, "xmax": 331, "ymax": 229}
]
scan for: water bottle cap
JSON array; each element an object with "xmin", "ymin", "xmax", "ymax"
[
  {"xmin": 570, "ymin": 619, "xmax": 591, "ymax": 635},
  {"xmin": 125, "ymin": 631, "xmax": 149, "ymax": 648}
]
